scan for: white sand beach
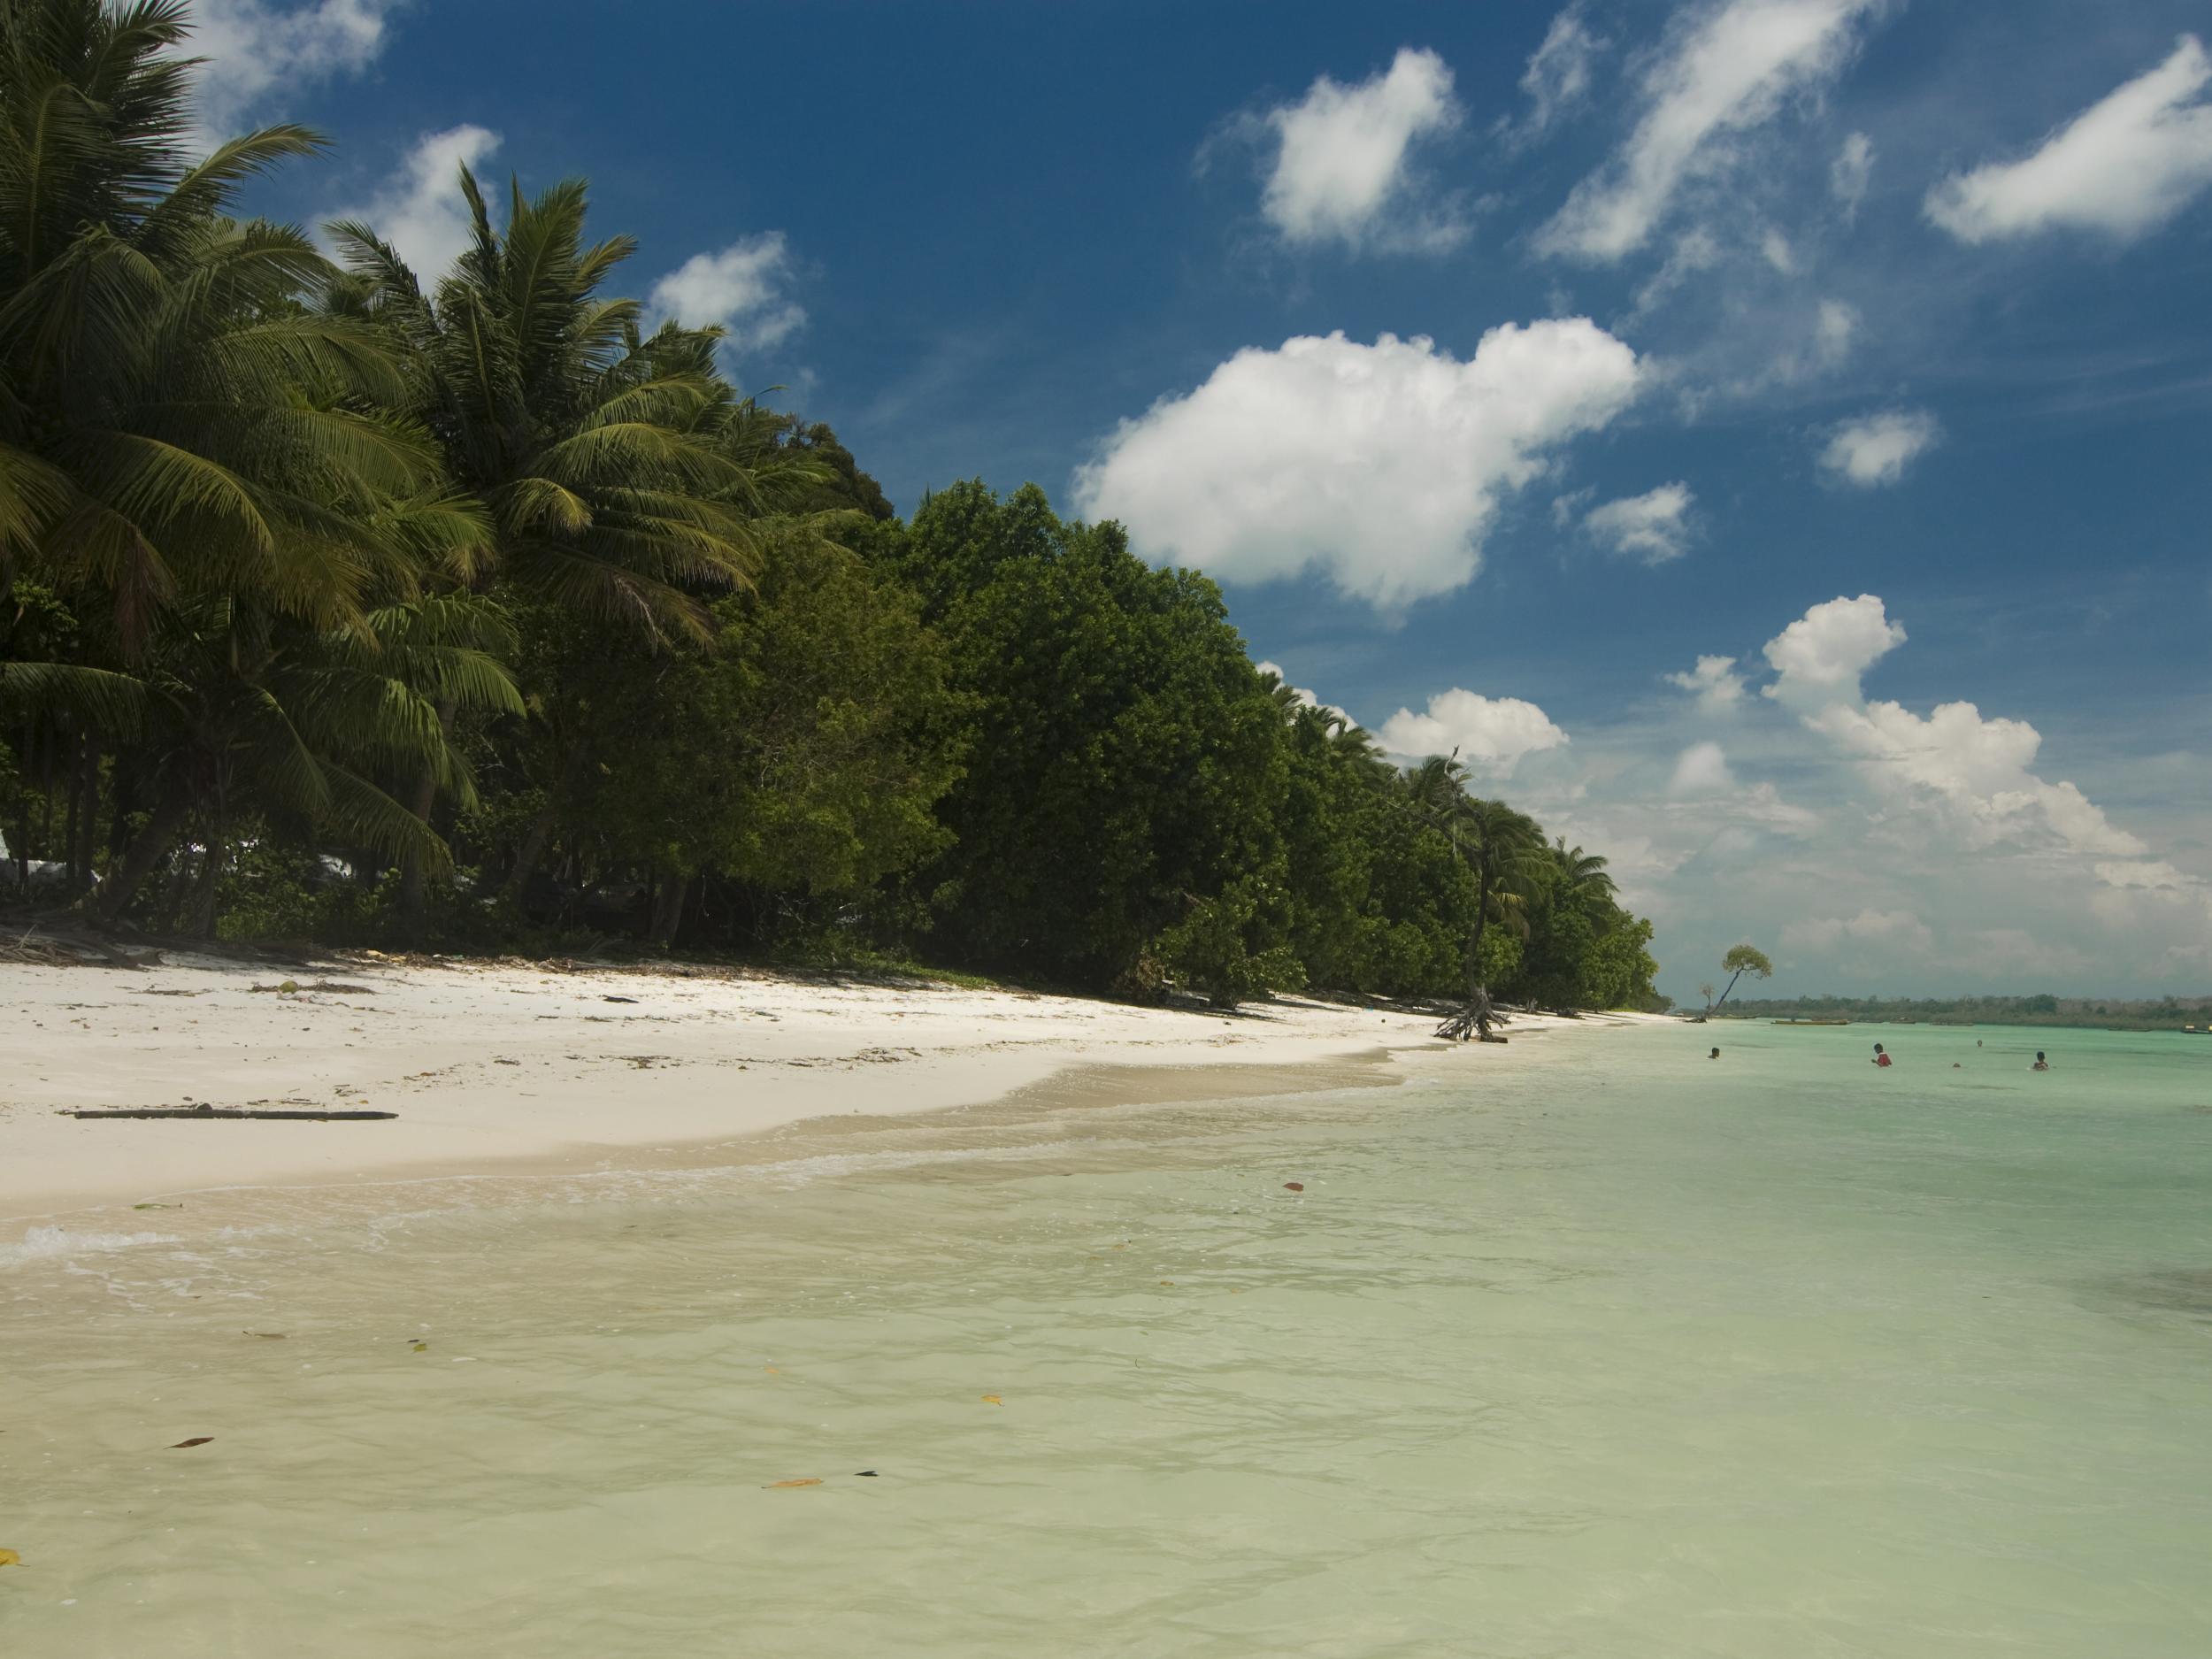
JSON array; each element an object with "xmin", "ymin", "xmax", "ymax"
[{"xmin": 0, "ymin": 954, "xmax": 1641, "ymax": 1223}]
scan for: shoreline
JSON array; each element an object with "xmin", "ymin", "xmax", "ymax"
[{"xmin": 1, "ymin": 952, "xmax": 1656, "ymax": 1228}]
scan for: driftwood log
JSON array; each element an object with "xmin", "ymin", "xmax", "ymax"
[{"xmin": 65, "ymin": 1105, "xmax": 396, "ymax": 1121}]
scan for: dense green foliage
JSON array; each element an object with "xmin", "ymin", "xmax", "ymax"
[
  {"xmin": 0, "ymin": 0, "xmax": 1660, "ymax": 1013},
  {"xmin": 1717, "ymin": 995, "xmax": 2212, "ymax": 1032}
]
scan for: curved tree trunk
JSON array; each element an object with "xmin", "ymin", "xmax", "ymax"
[
  {"xmin": 1709, "ymin": 966, "xmax": 1746, "ymax": 1014},
  {"xmin": 93, "ymin": 791, "xmax": 192, "ymax": 923},
  {"xmin": 502, "ymin": 741, "xmax": 588, "ymax": 908},
  {"xmin": 647, "ymin": 871, "xmax": 688, "ymax": 947}
]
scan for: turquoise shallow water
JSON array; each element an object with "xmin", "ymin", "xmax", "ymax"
[{"xmin": 4, "ymin": 1021, "xmax": 2210, "ymax": 1656}]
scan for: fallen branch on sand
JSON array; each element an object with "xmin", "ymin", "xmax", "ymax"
[{"xmin": 64, "ymin": 1105, "xmax": 397, "ymax": 1121}]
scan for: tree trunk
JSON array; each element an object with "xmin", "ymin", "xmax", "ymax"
[
  {"xmin": 188, "ymin": 833, "xmax": 223, "ymax": 939},
  {"xmin": 396, "ymin": 698, "xmax": 457, "ymax": 941},
  {"xmin": 1437, "ymin": 869, "xmax": 1500, "ymax": 1042},
  {"xmin": 1709, "ymin": 967, "xmax": 1745, "ymax": 1014},
  {"xmin": 648, "ymin": 871, "xmax": 688, "ymax": 947},
  {"xmin": 94, "ymin": 791, "xmax": 193, "ymax": 923},
  {"xmin": 502, "ymin": 741, "xmax": 587, "ymax": 908},
  {"xmin": 71, "ymin": 734, "xmax": 99, "ymax": 893}
]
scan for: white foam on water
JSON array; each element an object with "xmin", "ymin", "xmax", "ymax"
[{"xmin": 0, "ymin": 1224, "xmax": 180, "ymax": 1268}]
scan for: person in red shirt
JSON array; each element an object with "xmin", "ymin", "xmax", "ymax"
[{"xmin": 1872, "ymin": 1042, "xmax": 1892, "ymax": 1067}]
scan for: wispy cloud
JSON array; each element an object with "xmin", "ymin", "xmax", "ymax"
[
  {"xmin": 185, "ymin": 0, "xmax": 405, "ymax": 147},
  {"xmin": 1535, "ymin": 0, "xmax": 1886, "ymax": 262},
  {"xmin": 1925, "ymin": 34, "xmax": 2212, "ymax": 245},
  {"xmin": 1585, "ymin": 482, "xmax": 1697, "ymax": 564}
]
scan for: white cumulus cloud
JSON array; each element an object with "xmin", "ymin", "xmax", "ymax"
[
  {"xmin": 1072, "ymin": 321, "xmax": 1642, "ymax": 609},
  {"xmin": 1669, "ymin": 740, "xmax": 1737, "ymax": 796},
  {"xmin": 649, "ymin": 234, "xmax": 806, "ymax": 352},
  {"xmin": 1257, "ymin": 47, "xmax": 1464, "ymax": 250},
  {"xmin": 1665, "ymin": 653, "xmax": 1747, "ymax": 712},
  {"xmin": 1535, "ymin": 0, "xmax": 1885, "ymax": 262},
  {"xmin": 328, "ymin": 124, "xmax": 502, "ymax": 280},
  {"xmin": 187, "ymin": 0, "xmax": 403, "ymax": 143},
  {"xmin": 1585, "ymin": 481, "xmax": 1696, "ymax": 564},
  {"xmin": 1811, "ymin": 698, "xmax": 2147, "ymax": 857},
  {"xmin": 1762, "ymin": 592, "xmax": 1906, "ymax": 706},
  {"xmin": 1925, "ymin": 35, "xmax": 2212, "ymax": 245},
  {"xmin": 1818, "ymin": 409, "xmax": 1941, "ymax": 487},
  {"xmin": 1376, "ymin": 690, "xmax": 1569, "ymax": 774}
]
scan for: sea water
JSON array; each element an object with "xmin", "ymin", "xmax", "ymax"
[{"xmin": 4, "ymin": 1022, "xmax": 2208, "ymax": 1656}]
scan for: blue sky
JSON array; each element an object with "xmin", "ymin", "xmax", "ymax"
[{"xmin": 209, "ymin": 0, "xmax": 2211, "ymax": 998}]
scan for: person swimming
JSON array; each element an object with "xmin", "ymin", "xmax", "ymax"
[
  {"xmin": 2032, "ymin": 1050, "xmax": 2050, "ymax": 1071},
  {"xmin": 1872, "ymin": 1042, "xmax": 1892, "ymax": 1067},
  {"xmin": 1709, "ymin": 1047, "xmax": 1721, "ymax": 1059}
]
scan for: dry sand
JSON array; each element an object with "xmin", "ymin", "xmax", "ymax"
[{"xmin": 1, "ymin": 951, "xmax": 1643, "ymax": 1225}]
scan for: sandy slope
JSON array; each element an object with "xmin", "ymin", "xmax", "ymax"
[{"xmin": 0, "ymin": 952, "xmax": 1645, "ymax": 1223}]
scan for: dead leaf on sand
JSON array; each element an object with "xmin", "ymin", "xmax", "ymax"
[
  {"xmin": 171, "ymin": 1437, "xmax": 214, "ymax": 1448},
  {"xmin": 980, "ymin": 1394, "xmax": 1002, "ymax": 1406},
  {"xmin": 765, "ymin": 1478, "xmax": 823, "ymax": 1489},
  {"xmin": 0, "ymin": 1548, "xmax": 19, "ymax": 1566}
]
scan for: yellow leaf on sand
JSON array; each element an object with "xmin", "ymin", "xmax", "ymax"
[
  {"xmin": 0, "ymin": 1548, "xmax": 19, "ymax": 1567},
  {"xmin": 766, "ymin": 1479, "xmax": 822, "ymax": 1489},
  {"xmin": 980, "ymin": 1394, "xmax": 1002, "ymax": 1405}
]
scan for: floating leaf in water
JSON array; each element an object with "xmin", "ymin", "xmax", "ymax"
[
  {"xmin": 855, "ymin": 1470, "xmax": 879, "ymax": 1478},
  {"xmin": 765, "ymin": 1478, "xmax": 822, "ymax": 1489},
  {"xmin": 0, "ymin": 1548, "xmax": 19, "ymax": 1566},
  {"xmin": 1159, "ymin": 1280, "xmax": 1175, "ymax": 1286},
  {"xmin": 243, "ymin": 1331, "xmax": 286, "ymax": 1340},
  {"xmin": 1282, "ymin": 1182, "xmax": 1305, "ymax": 1192},
  {"xmin": 980, "ymin": 1394, "xmax": 1002, "ymax": 1405},
  {"xmin": 133, "ymin": 1202, "xmax": 181, "ymax": 1210},
  {"xmin": 410, "ymin": 1340, "xmax": 428, "ymax": 1352},
  {"xmin": 171, "ymin": 1437, "xmax": 213, "ymax": 1448}
]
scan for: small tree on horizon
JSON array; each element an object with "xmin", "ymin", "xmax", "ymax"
[
  {"xmin": 1709, "ymin": 944, "xmax": 1773, "ymax": 1014},
  {"xmin": 1698, "ymin": 980, "xmax": 1717, "ymax": 1012}
]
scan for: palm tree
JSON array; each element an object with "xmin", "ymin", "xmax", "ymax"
[
  {"xmin": 36, "ymin": 592, "xmax": 523, "ymax": 930},
  {"xmin": 326, "ymin": 170, "xmax": 820, "ymax": 918},
  {"xmin": 1551, "ymin": 837, "xmax": 1617, "ymax": 911},
  {"xmin": 325, "ymin": 172, "xmax": 772, "ymax": 641},
  {"xmin": 0, "ymin": 0, "xmax": 498, "ymax": 921},
  {"xmin": 0, "ymin": 0, "xmax": 448, "ymax": 644},
  {"xmin": 1405, "ymin": 753, "xmax": 1545, "ymax": 1039}
]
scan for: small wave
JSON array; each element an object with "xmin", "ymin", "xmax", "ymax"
[{"xmin": 0, "ymin": 1225, "xmax": 180, "ymax": 1268}]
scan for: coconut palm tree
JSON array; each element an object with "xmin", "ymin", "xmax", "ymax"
[
  {"xmin": 1402, "ymin": 753, "xmax": 1545, "ymax": 1038},
  {"xmin": 0, "ymin": 0, "xmax": 500, "ymax": 922},
  {"xmin": 324, "ymin": 172, "xmax": 774, "ymax": 642},
  {"xmin": 0, "ymin": 0, "xmax": 455, "ymax": 646},
  {"xmin": 1551, "ymin": 837, "xmax": 1617, "ymax": 906}
]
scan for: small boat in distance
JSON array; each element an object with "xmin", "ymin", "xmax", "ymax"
[{"xmin": 1773, "ymin": 1018, "xmax": 1852, "ymax": 1025}]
